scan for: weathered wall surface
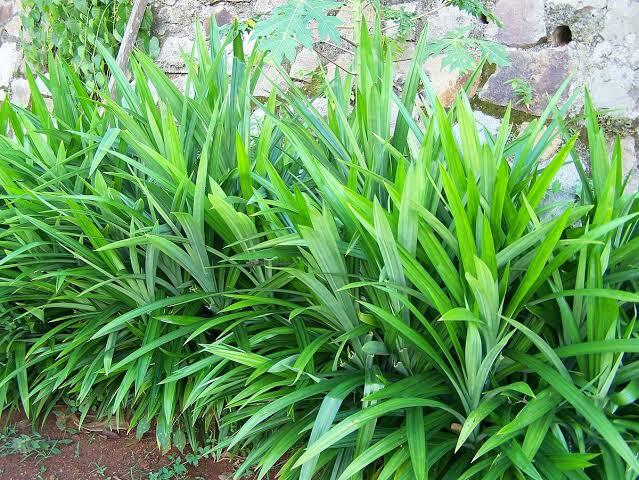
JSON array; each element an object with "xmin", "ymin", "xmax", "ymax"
[
  {"xmin": 1, "ymin": 0, "xmax": 637, "ymax": 189},
  {"xmin": 0, "ymin": 0, "xmax": 30, "ymax": 107},
  {"xmin": 149, "ymin": 0, "xmax": 638, "ymax": 190}
]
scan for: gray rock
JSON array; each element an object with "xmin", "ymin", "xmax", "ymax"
[
  {"xmin": 473, "ymin": 110, "xmax": 502, "ymax": 137},
  {"xmin": 0, "ymin": 42, "xmax": 18, "ymax": 88},
  {"xmin": 311, "ymin": 97, "xmax": 329, "ymax": 116},
  {"xmin": 554, "ymin": 161, "xmax": 581, "ymax": 196},
  {"xmin": 326, "ymin": 53, "xmax": 354, "ymax": 80},
  {"xmin": 156, "ymin": 37, "xmax": 194, "ymax": 73},
  {"xmin": 486, "ymin": 0, "xmax": 546, "ymax": 47},
  {"xmin": 168, "ymin": 74, "xmax": 191, "ymax": 96},
  {"xmin": 423, "ymin": 54, "xmax": 480, "ymax": 108},
  {"xmin": 242, "ymin": 34, "xmax": 257, "ymax": 57},
  {"xmin": 452, "ymin": 111, "xmax": 502, "ymax": 146},
  {"xmin": 547, "ymin": 0, "xmax": 605, "ymax": 8},
  {"xmin": 35, "ymin": 76, "xmax": 50, "ymax": 97},
  {"xmin": 539, "ymin": 155, "xmax": 582, "ymax": 219},
  {"xmin": 0, "ymin": 2, "xmax": 13, "ymax": 26},
  {"xmin": 336, "ymin": 3, "xmax": 376, "ymax": 43},
  {"xmin": 253, "ymin": 64, "xmax": 287, "ymax": 97},
  {"xmin": 151, "ymin": 0, "xmax": 247, "ymax": 42},
  {"xmin": 569, "ymin": 0, "xmax": 639, "ymax": 120},
  {"xmin": 394, "ymin": 43, "xmax": 480, "ymax": 107},
  {"xmin": 10, "ymin": 77, "xmax": 30, "ymax": 107},
  {"xmin": 588, "ymin": 65, "xmax": 637, "ymax": 119},
  {"xmin": 546, "ymin": 0, "xmax": 603, "ymax": 45},
  {"xmin": 618, "ymin": 136, "xmax": 638, "ymax": 193},
  {"xmin": 3, "ymin": 13, "xmax": 20, "ymax": 36},
  {"xmin": 479, "ymin": 48, "xmax": 574, "ymax": 116},
  {"xmin": 289, "ymin": 48, "xmax": 321, "ymax": 79},
  {"xmin": 253, "ymin": 0, "xmax": 286, "ymax": 17},
  {"xmin": 603, "ymin": 0, "xmax": 639, "ymax": 47},
  {"xmin": 249, "ymin": 108, "xmax": 265, "ymax": 137},
  {"xmin": 393, "ymin": 42, "xmax": 415, "ymax": 85},
  {"xmin": 424, "ymin": 5, "xmax": 475, "ymax": 40},
  {"xmin": 208, "ymin": 6, "xmax": 234, "ymax": 29}
]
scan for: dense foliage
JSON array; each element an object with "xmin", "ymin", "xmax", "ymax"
[
  {"xmin": 22, "ymin": 0, "xmax": 158, "ymax": 90},
  {"xmin": 1, "ymin": 18, "xmax": 639, "ymax": 480}
]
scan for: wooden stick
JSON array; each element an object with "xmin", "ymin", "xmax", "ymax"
[{"xmin": 109, "ymin": 0, "xmax": 149, "ymax": 98}]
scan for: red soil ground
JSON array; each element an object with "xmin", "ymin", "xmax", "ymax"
[{"xmin": 0, "ymin": 411, "xmax": 241, "ymax": 480}]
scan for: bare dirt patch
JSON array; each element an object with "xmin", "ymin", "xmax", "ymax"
[{"xmin": 0, "ymin": 411, "xmax": 237, "ymax": 480}]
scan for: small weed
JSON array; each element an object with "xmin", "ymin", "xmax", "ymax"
[
  {"xmin": 381, "ymin": 5, "xmax": 417, "ymax": 40},
  {"xmin": 53, "ymin": 410, "xmax": 79, "ymax": 434},
  {"xmin": 148, "ymin": 447, "xmax": 208, "ymax": 480},
  {"xmin": 0, "ymin": 426, "xmax": 72, "ymax": 463},
  {"xmin": 148, "ymin": 456, "xmax": 188, "ymax": 480},
  {"xmin": 129, "ymin": 465, "xmax": 146, "ymax": 480},
  {"xmin": 94, "ymin": 462, "xmax": 111, "ymax": 479},
  {"xmin": 506, "ymin": 78, "xmax": 533, "ymax": 108},
  {"xmin": 34, "ymin": 465, "xmax": 49, "ymax": 480}
]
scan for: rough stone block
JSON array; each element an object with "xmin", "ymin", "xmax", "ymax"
[
  {"xmin": 3, "ymin": 13, "xmax": 20, "ymax": 36},
  {"xmin": 547, "ymin": 0, "xmax": 606, "ymax": 8},
  {"xmin": 33, "ymin": 76, "xmax": 51, "ymax": 97},
  {"xmin": 336, "ymin": 3, "xmax": 376, "ymax": 44},
  {"xmin": 10, "ymin": 77, "xmax": 30, "ymax": 107},
  {"xmin": 603, "ymin": 0, "xmax": 639, "ymax": 46},
  {"xmin": 423, "ymin": 55, "xmax": 480, "ymax": 108},
  {"xmin": 253, "ymin": 64, "xmax": 287, "ymax": 97},
  {"xmin": 253, "ymin": 0, "xmax": 287, "ymax": 17},
  {"xmin": 588, "ymin": 65, "xmax": 637, "ymax": 119},
  {"xmin": 0, "ymin": 42, "xmax": 18, "ymax": 88},
  {"xmin": 156, "ymin": 37, "xmax": 194, "ymax": 73},
  {"xmin": 424, "ymin": 5, "xmax": 475, "ymax": 40},
  {"xmin": 486, "ymin": 0, "xmax": 546, "ymax": 47},
  {"xmin": 326, "ymin": 53, "xmax": 354, "ymax": 80},
  {"xmin": 479, "ymin": 48, "xmax": 574, "ymax": 116},
  {"xmin": 453, "ymin": 110, "xmax": 502, "ymax": 145},
  {"xmin": 473, "ymin": 110, "xmax": 502, "ymax": 138},
  {"xmin": 289, "ymin": 48, "xmax": 321, "ymax": 79},
  {"xmin": 617, "ymin": 136, "xmax": 639, "ymax": 193},
  {"xmin": 0, "ymin": 2, "xmax": 13, "ymax": 25}
]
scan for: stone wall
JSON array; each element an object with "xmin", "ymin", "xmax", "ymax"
[
  {"xmin": 0, "ymin": 0, "xmax": 637, "ymax": 188},
  {"xmin": 0, "ymin": 0, "xmax": 30, "ymax": 107},
  {"xmin": 149, "ymin": 0, "xmax": 638, "ymax": 190}
]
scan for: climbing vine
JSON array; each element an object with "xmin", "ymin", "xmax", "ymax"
[{"xmin": 22, "ymin": 0, "xmax": 159, "ymax": 91}]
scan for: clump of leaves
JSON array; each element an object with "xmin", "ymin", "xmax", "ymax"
[
  {"xmin": 94, "ymin": 463, "xmax": 110, "ymax": 478},
  {"xmin": 21, "ymin": 0, "xmax": 159, "ymax": 91},
  {"xmin": 507, "ymin": 77, "xmax": 533, "ymax": 107},
  {"xmin": 0, "ymin": 426, "xmax": 72, "ymax": 462},
  {"xmin": 425, "ymin": 26, "xmax": 510, "ymax": 72},
  {"xmin": 148, "ymin": 451, "xmax": 205, "ymax": 480},
  {"xmin": 251, "ymin": 0, "xmax": 343, "ymax": 64},
  {"xmin": 381, "ymin": 5, "xmax": 418, "ymax": 40},
  {"xmin": 1, "ymin": 14, "xmax": 639, "ymax": 480},
  {"xmin": 34, "ymin": 465, "xmax": 49, "ymax": 480}
]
